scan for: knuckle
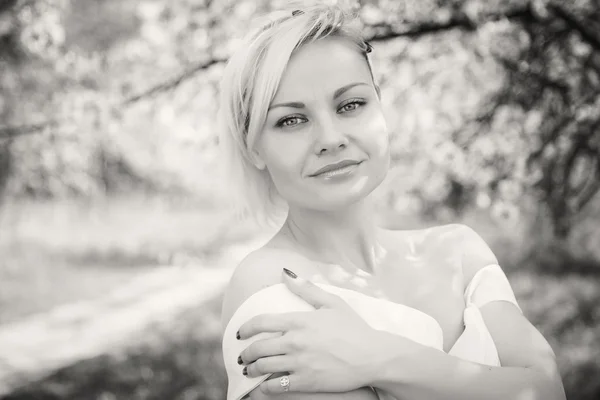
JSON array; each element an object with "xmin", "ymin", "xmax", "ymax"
[
  {"xmin": 288, "ymin": 335, "xmax": 305, "ymax": 351},
  {"xmin": 259, "ymin": 381, "xmax": 271, "ymax": 395},
  {"xmin": 242, "ymin": 346, "xmax": 252, "ymax": 363},
  {"xmin": 249, "ymin": 315, "xmax": 263, "ymax": 331},
  {"xmin": 246, "ymin": 342, "xmax": 260, "ymax": 362},
  {"xmin": 290, "ymin": 315, "xmax": 306, "ymax": 329},
  {"xmin": 302, "ymin": 279, "xmax": 314, "ymax": 288},
  {"xmin": 287, "ymin": 319, "xmax": 300, "ymax": 331},
  {"xmin": 248, "ymin": 314, "xmax": 262, "ymax": 325},
  {"xmin": 289, "ymin": 340, "xmax": 301, "ymax": 352},
  {"xmin": 253, "ymin": 359, "xmax": 264, "ymax": 375},
  {"xmin": 283, "ymin": 332, "xmax": 296, "ymax": 349},
  {"xmin": 246, "ymin": 315, "xmax": 262, "ymax": 332},
  {"xmin": 259, "ymin": 313, "xmax": 275, "ymax": 324},
  {"xmin": 255, "ymin": 314, "xmax": 275, "ymax": 331},
  {"xmin": 291, "ymin": 353, "xmax": 305, "ymax": 370}
]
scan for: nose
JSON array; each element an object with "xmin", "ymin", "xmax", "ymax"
[{"xmin": 313, "ymin": 115, "xmax": 349, "ymax": 156}]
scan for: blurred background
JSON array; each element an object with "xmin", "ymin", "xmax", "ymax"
[{"xmin": 0, "ymin": 0, "xmax": 599, "ymax": 399}]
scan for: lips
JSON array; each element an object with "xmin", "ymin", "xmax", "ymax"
[{"xmin": 310, "ymin": 159, "xmax": 361, "ymax": 177}]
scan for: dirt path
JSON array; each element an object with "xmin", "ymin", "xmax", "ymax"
[{"xmin": 0, "ymin": 234, "xmax": 271, "ymax": 396}]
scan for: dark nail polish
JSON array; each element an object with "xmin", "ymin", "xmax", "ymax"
[
  {"xmin": 237, "ymin": 355, "xmax": 243, "ymax": 365},
  {"xmin": 283, "ymin": 268, "xmax": 297, "ymax": 279},
  {"xmin": 236, "ymin": 331, "xmax": 240, "ymax": 340},
  {"xmin": 242, "ymin": 366, "xmax": 247, "ymax": 376}
]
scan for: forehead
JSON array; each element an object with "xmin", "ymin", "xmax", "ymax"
[{"xmin": 272, "ymin": 37, "xmax": 371, "ymax": 100}]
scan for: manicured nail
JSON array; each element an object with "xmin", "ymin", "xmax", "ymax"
[
  {"xmin": 242, "ymin": 366, "xmax": 248, "ymax": 376},
  {"xmin": 236, "ymin": 331, "xmax": 240, "ymax": 340},
  {"xmin": 283, "ymin": 268, "xmax": 297, "ymax": 279},
  {"xmin": 237, "ymin": 355, "xmax": 243, "ymax": 365}
]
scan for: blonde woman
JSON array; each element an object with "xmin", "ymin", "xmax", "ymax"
[{"xmin": 218, "ymin": 4, "xmax": 566, "ymax": 400}]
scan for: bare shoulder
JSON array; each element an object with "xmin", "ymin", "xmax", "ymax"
[
  {"xmin": 383, "ymin": 223, "xmax": 497, "ymax": 282},
  {"xmin": 382, "ymin": 223, "xmax": 465, "ymax": 257},
  {"xmin": 220, "ymin": 244, "xmax": 316, "ymax": 331},
  {"xmin": 418, "ymin": 223, "xmax": 499, "ymax": 284}
]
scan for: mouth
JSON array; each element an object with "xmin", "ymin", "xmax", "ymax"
[{"xmin": 309, "ymin": 160, "xmax": 362, "ymax": 177}]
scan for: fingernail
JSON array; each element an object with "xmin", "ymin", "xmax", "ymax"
[
  {"xmin": 236, "ymin": 331, "xmax": 240, "ymax": 340},
  {"xmin": 237, "ymin": 355, "xmax": 243, "ymax": 365},
  {"xmin": 283, "ymin": 268, "xmax": 297, "ymax": 279},
  {"xmin": 242, "ymin": 366, "xmax": 248, "ymax": 376}
]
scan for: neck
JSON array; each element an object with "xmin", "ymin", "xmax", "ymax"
[{"xmin": 280, "ymin": 198, "xmax": 385, "ymax": 274}]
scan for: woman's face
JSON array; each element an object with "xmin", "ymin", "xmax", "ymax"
[{"xmin": 254, "ymin": 36, "xmax": 390, "ymax": 212}]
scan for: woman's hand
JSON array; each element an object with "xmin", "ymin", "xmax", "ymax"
[{"xmin": 236, "ymin": 268, "xmax": 383, "ymax": 396}]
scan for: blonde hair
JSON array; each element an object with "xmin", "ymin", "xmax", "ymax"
[{"xmin": 217, "ymin": 2, "xmax": 376, "ymax": 227}]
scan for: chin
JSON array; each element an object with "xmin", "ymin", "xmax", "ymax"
[{"xmin": 307, "ymin": 177, "xmax": 384, "ymax": 211}]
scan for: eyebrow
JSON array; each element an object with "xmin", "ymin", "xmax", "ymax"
[{"xmin": 268, "ymin": 82, "xmax": 369, "ymax": 111}]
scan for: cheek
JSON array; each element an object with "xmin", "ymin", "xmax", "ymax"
[
  {"xmin": 262, "ymin": 136, "xmax": 308, "ymax": 178},
  {"xmin": 361, "ymin": 112, "xmax": 390, "ymax": 157}
]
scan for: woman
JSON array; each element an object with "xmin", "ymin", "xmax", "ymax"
[{"xmin": 218, "ymin": 3, "xmax": 566, "ymax": 400}]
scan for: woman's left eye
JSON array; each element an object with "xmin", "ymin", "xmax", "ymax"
[{"xmin": 338, "ymin": 100, "xmax": 365, "ymax": 113}]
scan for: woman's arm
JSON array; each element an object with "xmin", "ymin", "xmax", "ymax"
[
  {"xmin": 363, "ymin": 225, "xmax": 565, "ymax": 400},
  {"xmin": 367, "ymin": 303, "xmax": 565, "ymax": 400}
]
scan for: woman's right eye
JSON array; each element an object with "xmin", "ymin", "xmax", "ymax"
[{"xmin": 276, "ymin": 116, "xmax": 306, "ymax": 128}]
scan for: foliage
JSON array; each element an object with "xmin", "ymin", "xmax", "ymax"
[
  {"xmin": 359, "ymin": 0, "xmax": 600, "ymax": 237},
  {"xmin": 0, "ymin": 0, "xmax": 599, "ymax": 236}
]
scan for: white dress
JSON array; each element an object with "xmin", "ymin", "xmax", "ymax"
[{"xmin": 222, "ymin": 264, "xmax": 522, "ymax": 400}]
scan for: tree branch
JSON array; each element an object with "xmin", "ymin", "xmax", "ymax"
[
  {"xmin": 562, "ymin": 137, "xmax": 586, "ymax": 201},
  {"xmin": 576, "ymin": 167, "xmax": 600, "ymax": 213},
  {"xmin": 0, "ymin": 121, "xmax": 57, "ymax": 141},
  {"xmin": 547, "ymin": 2, "xmax": 600, "ymax": 52},
  {"xmin": 450, "ymin": 87, "xmax": 513, "ymax": 148},
  {"xmin": 527, "ymin": 91, "xmax": 599, "ymax": 163},
  {"xmin": 366, "ymin": 3, "xmax": 533, "ymax": 42},
  {"xmin": 123, "ymin": 3, "xmax": 538, "ymax": 105},
  {"xmin": 122, "ymin": 56, "xmax": 227, "ymax": 105},
  {"xmin": 498, "ymin": 56, "xmax": 570, "ymax": 95}
]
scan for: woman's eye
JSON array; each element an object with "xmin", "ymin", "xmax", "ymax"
[
  {"xmin": 277, "ymin": 116, "xmax": 305, "ymax": 128},
  {"xmin": 338, "ymin": 100, "xmax": 365, "ymax": 113}
]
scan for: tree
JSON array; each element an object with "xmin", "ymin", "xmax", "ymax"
[
  {"xmin": 346, "ymin": 0, "xmax": 599, "ymax": 237},
  {"xmin": 1, "ymin": 0, "xmax": 598, "ymax": 238}
]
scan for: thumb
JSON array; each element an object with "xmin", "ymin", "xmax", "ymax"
[{"xmin": 282, "ymin": 268, "xmax": 344, "ymax": 309}]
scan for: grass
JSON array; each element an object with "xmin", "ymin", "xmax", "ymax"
[
  {"xmin": 0, "ymin": 198, "xmax": 599, "ymax": 399},
  {"xmin": 0, "ymin": 195, "xmax": 257, "ymax": 323},
  {"xmin": 2, "ymin": 295, "xmax": 228, "ymax": 400}
]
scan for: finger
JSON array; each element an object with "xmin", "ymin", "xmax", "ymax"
[
  {"xmin": 244, "ymin": 355, "xmax": 296, "ymax": 378},
  {"xmin": 238, "ymin": 312, "xmax": 301, "ymax": 340},
  {"xmin": 240, "ymin": 336, "xmax": 287, "ymax": 364},
  {"xmin": 282, "ymin": 268, "xmax": 346, "ymax": 309},
  {"xmin": 259, "ymin": 373, "xmax": 306, "ymax": 395}
]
